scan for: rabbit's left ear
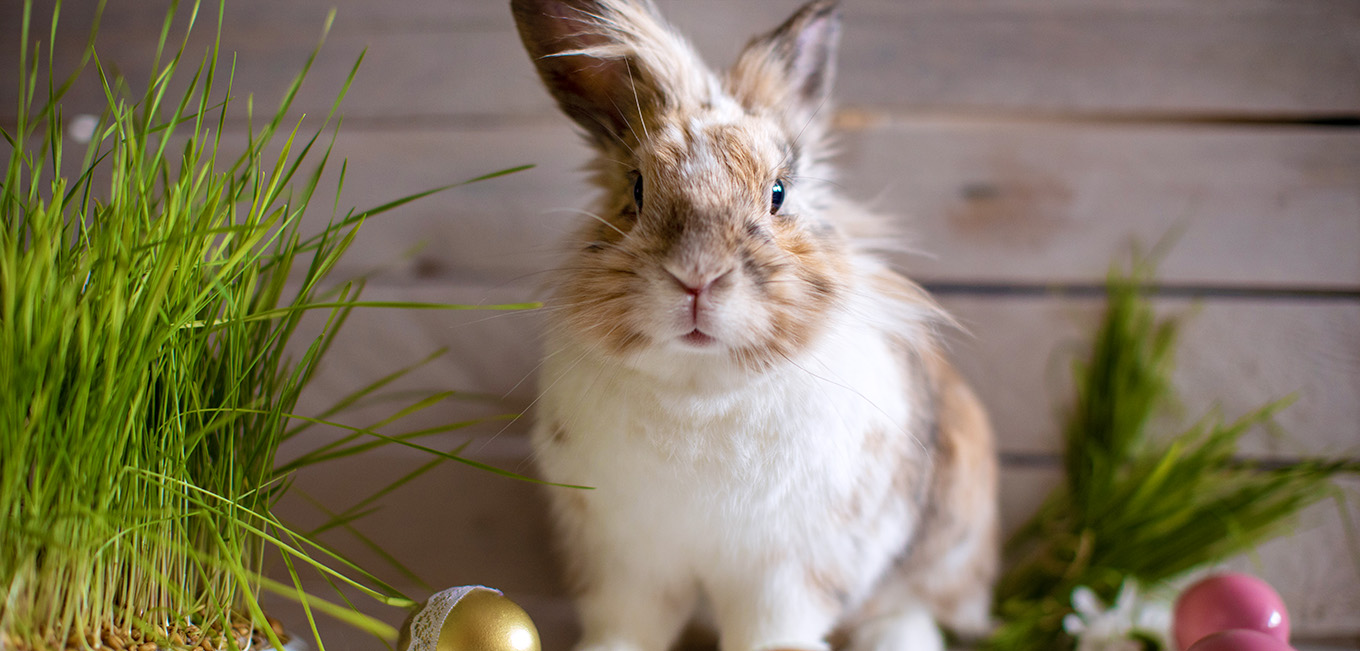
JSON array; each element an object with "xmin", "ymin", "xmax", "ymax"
[
  {"xmin": 511, "ymin": 0, "xmax": 711, "ymax": 151},
  {"xmin": 728, "ymin": 0, "xmax": 842, "ymax": 127}
]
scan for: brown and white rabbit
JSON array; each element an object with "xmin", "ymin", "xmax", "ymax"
[{"xmin": 510, "ymin": 1, "xmax": 998, "ymax": 649}]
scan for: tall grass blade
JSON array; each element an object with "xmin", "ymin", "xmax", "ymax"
[{"xmin": 1, "ymin": 1, "xmax": 534, "ymax": 649}]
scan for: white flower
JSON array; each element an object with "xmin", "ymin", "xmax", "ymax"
[{"xmin": 1062, "ymin": 579, "xmax": 1172, "ymax": 651}]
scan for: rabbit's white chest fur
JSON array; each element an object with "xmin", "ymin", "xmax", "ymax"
[{"xmin": 533, "ymin": 303, "xmax": 924, "ymax": 618}]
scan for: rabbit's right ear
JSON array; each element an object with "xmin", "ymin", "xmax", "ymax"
[
  {"xmin": 511, "ymin": 0, "xmax": 706, "ymax": 150},
  {"xmin": 728, "ymin": 0, "xmax": 842, "ymax": 131}
]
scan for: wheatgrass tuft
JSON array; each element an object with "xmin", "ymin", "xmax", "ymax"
[{"xmin": 1, "ymin": 2, "xmax": 534, "ymax": 649}]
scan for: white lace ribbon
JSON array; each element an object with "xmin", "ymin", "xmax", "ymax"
[{"xmin": 405, "ymin": 586, "xmax": 501, "ymax": 651}]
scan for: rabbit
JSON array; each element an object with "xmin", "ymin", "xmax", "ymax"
[{"xmin": 510, "ymin": 1, "xmax": 999, "ymax": 650}]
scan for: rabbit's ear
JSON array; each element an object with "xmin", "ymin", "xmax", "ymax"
[
  {"xmin": 728, "ymin": 0, "xmax": 841, "ymax": 128},
  {"xmin": 511, "ymin": 0, "xmax": 708, "ymax": 149}
]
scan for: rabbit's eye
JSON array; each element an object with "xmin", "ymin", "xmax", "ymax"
[
  {"xmin": 770, "ymin": 179, "xmax": 786, "ymax": 215},
  {"xmin": 633, "ymin": 174, "xmax": 644, "ymax": 211}
]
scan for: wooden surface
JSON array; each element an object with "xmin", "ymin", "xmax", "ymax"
[{"xmin": 3, "ymin": 0, "xmax": 1358, "ymax": 649}]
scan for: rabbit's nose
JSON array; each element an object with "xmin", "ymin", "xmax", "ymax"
[{"xmin": 666, "ymin": 266, "xmax": 734, "ymax": 298}]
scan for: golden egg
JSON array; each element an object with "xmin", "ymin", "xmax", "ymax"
[{"xmin": 436, "ymin": 588, "xmax": 541, "ymax": 651}]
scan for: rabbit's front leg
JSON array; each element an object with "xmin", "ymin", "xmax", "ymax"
[
  {"xmin": 845, "ymin": 609, "xmax": 945, "ymax": 651},
  {"xmin": 571, "ymin": 551, "xmax": 698, "ymax": 651},
  {"xmin": 706, "ymin": 564, "xmax": 842, "ymax": 651}
]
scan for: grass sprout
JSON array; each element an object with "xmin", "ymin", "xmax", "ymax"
[
  {"xmin": 1, "ymin": 1, "xmax": 535, "ymax": 649},
  {"xmin": 981, "ymin": 261, "xmax": 1359, "ymax": 651}
]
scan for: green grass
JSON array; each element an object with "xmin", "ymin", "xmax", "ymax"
[
  {"xmin": 981, "ymin": 262, "xmax": 1359, "ymax": 651},
  {"xmin": 0, "ymin": 2, "xmax": 535, "ymax": 649}
]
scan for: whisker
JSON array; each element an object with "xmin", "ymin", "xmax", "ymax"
[
  {"xmin": 600, "ymin": 155, "xmax": 636, "ymax": 170},
  {"xmin": 625, "ymin": 61, "xmax": 650, "ymax": 142},
  {"xmin": 547, "ymin": 207, "xmax": 630, "ymax": 239},
  {"xmin": 788, "ymin": 173, "xmax": 847, "ymax": 192},
  {"xmin": 607, "ymin": 94, "xmax": 645, "ymax": 146},
  {"xmin": 504, "ymin": 319, "xmax": 629, "ymax": 467},
  {"xmin": 578, "ymin": 110, "xmax": 638, "ymax": 159},
  {"xmin": 790, "ymin": 92, "xmax": 831, "ymax": 155},
  {"xmin": 482, "ymin": 327, "xmax": 607, "ymax": 453}
]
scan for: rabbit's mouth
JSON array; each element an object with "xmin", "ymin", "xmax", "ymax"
[{"xmin": 680, "ymin": 328, "xmax": 718, "ymax": 347}]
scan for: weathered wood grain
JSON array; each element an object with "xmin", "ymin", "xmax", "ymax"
[
  {"xmin": 5, "ymin": 1, "xmax": 1358, "ymax": 121},
  {"xmin": 241, "ymin": 123, "xmax": 1360, "ymax": 288},
  {"xmin": 943, "ymin": 294, "xmax": 1360, "ymax": 458},
  {"xmin": 287, "ymin": 284, "xmax": 1360, "ymax": 459},
  {"xmin": 4, "ymin": 0, "xmax": 1356, "ymax": 645},
  {"xmin": 13, "ymin": 0, "xmax": 1360, "ymax": 36},
  {"xmin": 263, "ymin": 441, "xmax": 1359, "ymax": 649},
  {"xmin": 7, "ymin": 121, "xmax": 1355, "ymax": 289},
  {"xmin": 838, "ymin": 120, "xmax": 1360, "ymax": 288}
]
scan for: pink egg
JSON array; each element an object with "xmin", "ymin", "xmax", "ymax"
[
  {"xmin": 1174, "ymin": 573, "xmax": 1290, "ymax": 650},
  {"xmin": 1186, "ymin": 629, "xmax": 1296, "ymax": 651}
]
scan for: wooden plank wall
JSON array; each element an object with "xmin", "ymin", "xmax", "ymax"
[{"xmin": 2, "ymin": 1, "xmax": 1357, "ymax": 649}]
